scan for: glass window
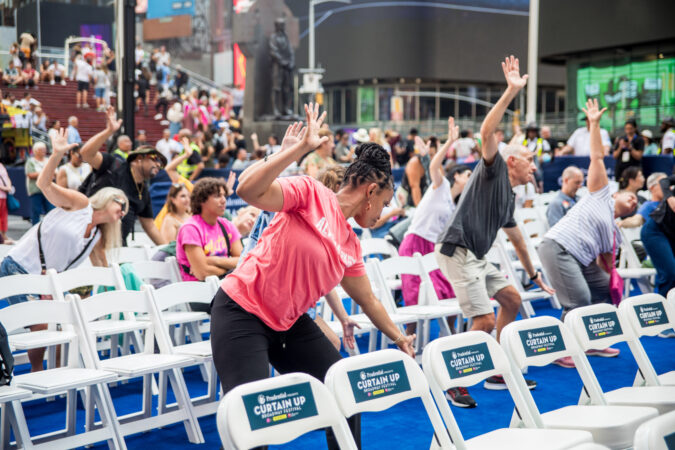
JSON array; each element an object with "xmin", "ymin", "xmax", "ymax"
[
  {"xmin": 475, "ymin": 86, "xmax": 488, "ymax": 118},
  {"xmin": 397, "ymin": 87, "xmax": 417, "ymax": 121},
  {"xmin": 331, "ymin": 89, "xmax": 343, "ymax": 124},
  {"xmin": 419, "ymin": 87, "xmax": 437, "ymax": 121},
  {"xmin": 345, "ymin": 87, "xmax": 357, "ymax": 124},
  {"xmin": 440, "ymin": 87, "xmax": 456, "ymax": 118},
  {"xmin": 378, "ymin": 87, "xmax": 394, "ymax": 121},
  {"xmin": 358, "ymin": 86, "xmax": 376, "ymax": 123},
  {"xmin": 458, "ymin": 86, "xmax": 474, "ymax": 119},
  {"xmin": 545, "ymin": 89, "xmax": 556, "ymax": 114}
]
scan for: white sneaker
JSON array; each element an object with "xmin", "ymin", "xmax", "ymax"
[
  {"xmin": 60, "ymin": 79, "xmax": 66, "ymax": 86},
  {"xmin": 49, "ymin": 79, "xmax": 55, "ymax": 85},
  {"xmin": 154, "ymin": 113, "xmax": 163, "ymax": 120}
]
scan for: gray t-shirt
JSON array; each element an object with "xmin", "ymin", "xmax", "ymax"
[{"xmin": 438, "ymin": 152, "xmax": 516, "ymax": 259}]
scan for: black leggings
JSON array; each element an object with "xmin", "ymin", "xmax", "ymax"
[{"xmin": 210, "ymin": 289, "xmax": 361, "ymax": 449}]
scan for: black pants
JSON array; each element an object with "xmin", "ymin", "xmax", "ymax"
[{"xmin": 210, "ymin": 289, "xmax": 361, "ymax": 449}]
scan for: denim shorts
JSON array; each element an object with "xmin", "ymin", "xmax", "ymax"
[
  {"xmin": 94, "ymin": 87, "xmax": 105, "ymax": 98},
  {"xmin": 0, "ymin": 256, "xmax": 32, "ymax": 305}
]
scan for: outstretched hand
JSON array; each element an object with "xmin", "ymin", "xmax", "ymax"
[
  {"xmin": 281, "ymin": 121, "xmax": 306, "ymax": 153},
  {"xmin": 396, "ymin": 334, "xmax": 416, "ymax": 359},
  {"xmin": 414, "ymin": 136, "xmax": 430, "ymax": 157},
  {"xmin": 581, "ymin": 98, "xmax": 606, "ymax": 124},
  {"xmin": 104, "ymin": 106, "xmax": 122, "ymax": 133},
  {"xmin": 341, "ymin": 318, "xmax": 362, "ymax": 350},
  {"xmin": 445, "ymin": 116, "xmax": 459, "ymax": 145},
  {"xmin": 226, "ymin": 170, "xmax": 237, "ymax": 196},
  {"xmin": 502, "ymin": 55, "xmax": 528, "ymax": 91},
  {"xmin": 301, "ymin": 102, "xmax": 328, "ymax": 150},
  {"xmin": 50, "ymin": 128, "xmax": 79, "ymax": 156}
]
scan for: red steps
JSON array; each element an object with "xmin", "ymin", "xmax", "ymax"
[{"xmin": 3, "ymin": 81, "xmax": 167, "ymax": 145}]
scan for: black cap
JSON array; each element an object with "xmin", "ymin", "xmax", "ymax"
[
  {"xmin": 662, "ymin": 116, "xmax": 675, "ymax": 126},
  {"xmin": 525, "ymin": 122, "xmax": 539, "ymax": 131},
  {"xmin": 127, "ymin": 145, "xmax": 167, "ymax": 167}
]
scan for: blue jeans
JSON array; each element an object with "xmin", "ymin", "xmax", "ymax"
[
  {"xmin": 641, "ymin": 218, "xmax": 675, "ymax": 295},
  {"xmin": 30, "ymin": 192, "xmax": 54, "ymax": 225},
  {"xmin": 0, "ymin": 256, "xmax": 31, "ymax": 304}
]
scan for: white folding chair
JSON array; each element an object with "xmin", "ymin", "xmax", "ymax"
[
  {"xmin": 502, "ymin": 312, "xmax": 659, "ymax": 449},
  {"xmin": 216, "ymin": 372, "xmax": 357, "ymax": 450},
  {"xmin": 106, "ymin": 245, "xmax": 153, "ymax": 264},
  {"xmin": 70, "ymin": 289, "xmax": 205, "ymax": 444},
  {"xmin": 129, "ymin": 257, "xmax": 181, "ymax": 284},
  {"xmin": 0, "ymin": 299, "xmax": 125, "ymax": 449},
  {"xmin": 361, "ymin": 238, "xmax": 402, "ymax": 295},
  {"xmin": 370, "ymin": 257, "xmax": 458, "ymax": 351},
  {"xmin": 633, "ymin": 410, "xmax": 675, "ymax": 450},
  {"xmin": 618, "ymin": 294, "xmax": 675, "ymax": 386},
  {"xmin": 145, "ymin": 281, "xmax": 220, "ymax": 417},
  {"xmin": 422, "ymin": 331, "xmax": 595, "ymax": 450},
  {"xmin": 617, "ymin": 227, "xmax": 655, "ymax": 297},
  {"xmin": 564, "ymin": 304, "xmax": 675, "ymax": 414},
  {"xmin": 0, "ymin": 385, "xmax": 33, "ymax": 450},
  {"xmin": 325, "ymin": 349, "xmax": 453, "ymax": 449}
]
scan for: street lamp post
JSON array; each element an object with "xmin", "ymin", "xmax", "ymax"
[{"xmin": 526, "ymin": 0, "xmax": 539, "ymax": 125}]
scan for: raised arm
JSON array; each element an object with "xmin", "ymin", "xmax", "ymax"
[
  {"xmin": 80, "ymin": 106, "xmax": 122, "ymax": 170},
  {"xmin": 430, "ymin": 117, "xmax": 459, "ymax": 189},
  {"xmin": 37, "ymin": 129, "xmax": 89, "ymax": 211},
  {"xmin": 235, "ymin": 103, "xmax": 326, "ymax": 212},
  {"xmin": 583, "ymin": 98, "xmax": 609, "ymax": 193},
  {"xmin": 481, "ymin": 56, "xmax": 528, "ymax": 164}
]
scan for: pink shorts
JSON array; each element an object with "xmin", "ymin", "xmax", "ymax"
[
  {"xmin": 0, "ymin": 198, "xmax": 7, "ymax": 233},
  {"xmin": 398, "ymin": 233, "xmax": 454, "ymax": 306}
]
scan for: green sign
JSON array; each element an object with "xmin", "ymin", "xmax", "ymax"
[
  {"xmin": 576, "ymin": 58, "xmax": 675, "ymax": 129},
  {"xmin": 519, "ymin": 326, "xmax": 566, "ymax": 357},
  {"xmin": 358, "ymin": 87, "xmax": 375, "ymax": 123},
  {"xmin": 634, "ymin": 302, "xmax": 670, "ymax": 328},
  {"xmin": 442, "ymin": 342, "xmax": 495, "ymax": 379},
  {"xmin": 242, "ymin": 382, "xmax": 318, "ymax": 431},
  {"xmin": 582, "ymin": 311, "xmax": 623, "ymax": 341},
  {"xmin": 664, "ymin": 431, "xmax": 675, "ymax": 449},
  {"xmin": 347, "ymin": 360, "xmax": 411, "ymax": 403}
]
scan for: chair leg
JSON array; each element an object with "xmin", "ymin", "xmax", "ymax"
[
  {"xmin": 93, "ymin": 383, "xmax": 127, "ymax": 450},
  {"xmin": 85, "ymin": 385, "xmax": 95, "ymax": 432},
  {"xmin": 66, "ymin": 388, "xmax": 77, "ymax": 436},
  {"xmin": 5, "ymin": 401, "xmax": 34, "ymax": 449},
  {"xmin": 167, "ymin": 368, "xmax": 205, "ymax": 444},
  {"xmin": 142, "ymin": 374, "xmax": 153, "ymax": 418},
  {"xmin": 158, "ymin": 370, "xmax": 168, "ymax": 414}
]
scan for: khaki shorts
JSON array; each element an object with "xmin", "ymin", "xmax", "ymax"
[{"xmin": 434, "ymin": 244, "xmax": 511, "ymax": 318}]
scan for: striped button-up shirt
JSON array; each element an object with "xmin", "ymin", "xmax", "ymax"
[{"xmin": 545, "ymin": 184, "xmax": 621, "ymax": 266}]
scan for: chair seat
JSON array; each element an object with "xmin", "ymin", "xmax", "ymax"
[
  {"xmin": 0, "ymin": 385, "xmax": 33, "ymax": 403},
  {"xmin": 88, "ymin": 319, "xmax": 148, "ymax": 336},
  {"xmin": 466, "ymin": 427, "xmax": 592, "ymax": 450},
  {"xmin": 9, "ymin": 330, "xmax": 77, "ymax": 350},
  {"xmin": 616, "ymin": 268, "xmax": 656, "ymax": 279},
  {"xmin": 438, "ymin": 298, "xmax": 500, "ymax": 310},
  {"xmin": 13, "ymin": 367, "xmax": 118, "ymax": 395},
  {"xmin": 100, "ymin": 353, "xmax": 195, "ymax": 377},
  {"xmin": 604, "ymin": 386, "xmax": 675, "ymax": 414},
  {"xmin": 541, "ymin": 405, "xmax": 658, "ymax": 449},
  {"xmin": 350, "ymin": 312, "xmax": 417, "ymax": 326},
  {"xmin": 160, "ymin": 310, "xmax": 210, "ymax": 326},
  {"xmin": 173, "ymin": 340, "xmax": 213, "ymax": 358},
  {"xmin": 520, "ymin": 291, "xmax": 553, "ymax": 302},
  {"xmin": 324, "ymin": 320, "xmax": 373, "ymax": 337},
  {"xmin": 657, "ymin": 371, "xmax": 675, "ymax": 386}
]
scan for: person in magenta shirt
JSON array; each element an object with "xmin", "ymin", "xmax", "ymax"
[
  {"xmin": 176, "ymin": 177, "xmax": 242, "ymax": 281},
  {"xmin": 210, "ymin": 104, "xmax": 416, "ymax": 448}
]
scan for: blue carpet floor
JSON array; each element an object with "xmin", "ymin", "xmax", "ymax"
[{"xmin": 12, "ymin": 299, "xmax": 675, "ymax": 449}]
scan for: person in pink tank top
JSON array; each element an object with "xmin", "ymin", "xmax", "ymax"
[{"xmin": 210, "ymin": 104, "xmax": 415, "ymax": 449}]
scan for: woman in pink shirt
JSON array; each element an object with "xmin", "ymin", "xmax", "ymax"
[{"xmin": 210, "ymin": 104, "xmax": 415, "ymax": 448}]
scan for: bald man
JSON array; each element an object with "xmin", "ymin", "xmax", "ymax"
[{"xmin": 546, "ymin": 165, "xmax": 584, "ymax": 227}]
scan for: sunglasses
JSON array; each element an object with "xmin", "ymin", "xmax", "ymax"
[
  {"xmin": 145, "ymin": 153, "xmax": 165, "ymax": 168},
  {"xmin": 112, "ymin": 197, "xmax": 127, "ymax": 211},
  {"xmin": 172, "ymin": 182, "xmax": 186, "ymax": 189}
]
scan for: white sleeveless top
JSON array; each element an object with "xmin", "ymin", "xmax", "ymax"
[
  {"xmin": 61, "ymin": 162, "xmax": 92, "ymax": 190},
  {"xmin": 8, "ymin": 204, "xmax": 101, "ymax": 274},
  {"xmin": 406, "ymin": 177, "xmax": 455, "ymax": 243}
]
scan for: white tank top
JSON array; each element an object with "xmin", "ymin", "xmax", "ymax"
[
  {"xmin": 8, "ymin": 204, "xmax": 101, "ymax": 274},
  {"xmin": 406, "ymin": 177, "xmax": 455, "ymax": 243},
  {"xmin": 61, "ymin": 162, "xmax": 92, "ymax": 190}
]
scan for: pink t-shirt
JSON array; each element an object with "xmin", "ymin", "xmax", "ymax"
[
  {"xmin": 221, "ymin": 176, "xmax": 366, "ymax": 331},
  {"xmin": 176, "ymin": 215, "xmax": 241, "ymax": 281}
]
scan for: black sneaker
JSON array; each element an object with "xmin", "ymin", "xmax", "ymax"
[
  {"xmin": 445, "ymin": 387, "xmax": 477, "ymax": 408},
  {"xmin": 483, "ymin": 375, "xmax": 537, "ymax": 390}
]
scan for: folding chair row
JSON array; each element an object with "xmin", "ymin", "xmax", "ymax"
[{"xmin": 617, "ymin": 226, "xmax": 656, "ymax": 297}]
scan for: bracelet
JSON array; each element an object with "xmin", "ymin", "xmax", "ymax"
[
  {"xmin": 529, "ymin": 272, "xmax": 540, "ymax": 282},
  {"xmin": 393, "ymin": 334, "xmax": 406, "ymax": 345}
]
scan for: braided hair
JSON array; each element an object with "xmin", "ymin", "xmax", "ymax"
[{"xmin": 341, "ymin": 142, "xmax": 393, "ymax": 191}]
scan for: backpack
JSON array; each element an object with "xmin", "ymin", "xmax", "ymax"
[
  {"xmin": 78, "ymin": 156, "xmax": 123, "ymax": 197},
  {"xmin": 0, "ymin": 321, "xmax": 14, "ymax": 386}
]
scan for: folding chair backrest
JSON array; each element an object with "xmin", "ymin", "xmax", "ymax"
[
  {"xmin": 152, "ymin": 276, "xmax": 219, "ymax": 311},
  {"xmin": 501, "ymin": 317, "xmax": 607, "ymax": 405},
  {"xmin": 216, "ymin": 372, "xmax": 358, "ymax": 450},
  {"xmin": 633, "ymin": 410, "xmax": 675, "ymax": 450},
  {"xmin": 377, "ymin": 255, "xmax": 423, "ymax": 279},
  {"xmin": 360, "ymin": 238, "xmax": 398, "ymax": 261},
  {"xmin": 129, "ymin": 257, "xmax": 181, "ymax": 284},
  {"xmin": 366, "ymin": 259, "xmax": 412, "ymax": 314},
  {"xmin": 107, "ymin": 245, "xmax": 152, "ymax": 264},
  {"xmin": 325, "ymin": 349, "xmax": 453, "ymax": 448},
  {"xmin": 668, "ymin": 289, "xmax": 674, "ymax": 304},
  {"xmin": 564, "ymin": 303, "xmax": 631, "ymax": 351},
  {"xmin": 52, "ymin": 265, "xmax": 125, "ymax": 299},
  {"xmin": 0, "ymin": 269, "xmax": 56, "ymax": 302},
  {"xmin": 619, "ymin": 294, "xmax": 675, "ymax": 338},
  {"xmin": 618, "ymin": 227, "xmax": 643, "ymax": 269}
]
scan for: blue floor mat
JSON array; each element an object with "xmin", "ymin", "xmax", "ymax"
[{"xmin": 12, "ymin": 300, "xmax": 675, "ymax": 449}]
